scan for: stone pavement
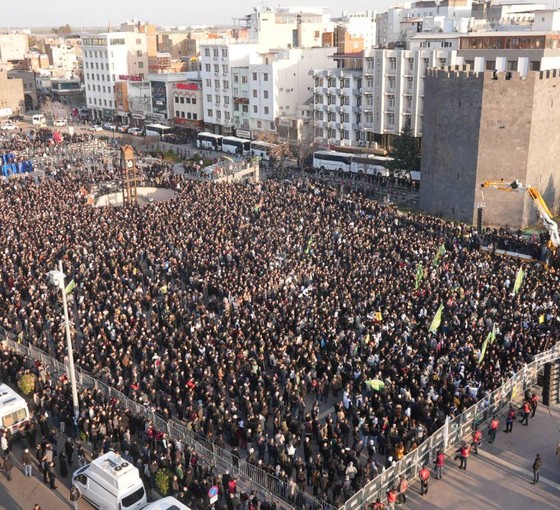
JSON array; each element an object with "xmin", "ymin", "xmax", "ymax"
[{"xmin": 402, "ymin": 403, "xmax": 560, "ymax": 509}]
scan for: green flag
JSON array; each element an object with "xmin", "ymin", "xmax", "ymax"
[
  {"xmin": 365, "ymin": 379, "xmax": 385, "ymax": 391},
  {"xmin": 513, "ymin": 267, "xmax": 525, "ymax": 295},
  {"xmin": 489, "ymin": 323, "xmax": 497, "ymax": 345},
  {"xmin": 478, "ymin": 329, "xmax": 493, "ymax": 365},
  {"xmin": 305, "ymin": 236, "xmax": 314, "ymax": 255},
  {"xmin": 415, "ymin": 262, "xmax": 424, "ymax": 290},
  {"xmin": 64, "ymin": 279, "xmax": 76, "ymax": 295},
  {"xmin": 432, "ymin": 243, "xmax": 446, "ymax": 267},
  {"xmin": 428, "ymin": 303, "xmax": 444, "ymax": 333}
]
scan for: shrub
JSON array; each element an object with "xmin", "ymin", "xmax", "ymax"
[
  {"xmin": 17, "ymin": 373, "xmax": 36, "ymax": 395},
  {"xmin": 155, "ymin": 467, "xmax": 174, "ymax": 496}
]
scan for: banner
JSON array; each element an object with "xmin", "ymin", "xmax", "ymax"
[
  {"xmin": 432, "ymin": 243, "xmax": 446, "ymax": 267},
  {"xmin": 64, "ymin": 279, "xmax": 76, "ymax": 296},
  {"xmin": 415, "ymin": 262, "xmax": 424, "ymax": 290}
]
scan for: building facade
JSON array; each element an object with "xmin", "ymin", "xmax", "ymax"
[
  {"xmin": 170, "ymin": 80, "xmax": 203, "ymax": 132},
  {"xmin": 0, "ymin": 70, "xmax": 24, "ymax": 114},
  {"xmin": 81, "ymin": 32, "xmax": 148, "ymax": 120},
  {"xmin": 419, "ymin": 67, "xmax": 560, "ymax": 228},
  {"xmin": 0, "ymin": 34, "xmax": 29, "ymax": 63}
]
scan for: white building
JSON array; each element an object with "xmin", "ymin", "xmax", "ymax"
[
  {"xmin": 200, "ymin": 42, "xmax": 258, "ymax": 134},
  {"xmin": 336, "ymin": 10, "xmax": 378, "ymax": 50},
  {"xmin": 248, "ymin": 6, "xmax": 332, "ymax": 51},
  {"xmin": 0, "ymin": 34, "xmax": 28, "ymax": 62},
  {"xmin": 45, "ymin": 41, "xmax": 80, "ymax": 76},
  {"xmin": 81, "ymin": 32, "xmax": 148, "ymax": 120}
]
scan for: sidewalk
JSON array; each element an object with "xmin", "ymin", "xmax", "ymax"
[{"xmin": 403, "ymin": 403, "xmax": 560, "ymax": 509}]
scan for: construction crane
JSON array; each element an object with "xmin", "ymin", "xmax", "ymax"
[{"xmin": 480, "ymin": 179, "xmax": 560, "ymax": 250}]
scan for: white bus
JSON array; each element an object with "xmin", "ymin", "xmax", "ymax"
[
  {"xmin": 351, "ymin": 155, "xmax": 394, "ymax": 177},
  {"xmin": 145, "ymin": 124, "xmax": 172, "ymax": 137},
  {"xmin": 32, "ymin": 114, "xmax": 46, "ymax": 126},
  {"xmin": 196, "ymin": 132, "xmax": 223, "ymax": 151},
  {"xmin": 312, "ymin": 150, "xmax": 353, "ymax": 173},
  {"xmin": 222, "ymin": 136, "xmax": 251, "ymax": 155},
  {"xmin": 250, "ymin": 141, "xmax": 277, "ymax": 161},
  {"xmin": 0, "ymin": 384, "xmax": 31, "ymax": 435}
]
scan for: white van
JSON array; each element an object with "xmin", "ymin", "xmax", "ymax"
[
  {"xmin": 0, "ymin": 384, "xmax": 30, "ymax": 435},
  {"xmin": 141, "ymin": 497, "xmax": 192, "ymax": 509},
  {"xmin": 72, "ymin": 452, "xmax": 147, "ymax": 510},
  {"xmin": 32, "ymin": 114, "xmax": 46, "ymax": 126}
]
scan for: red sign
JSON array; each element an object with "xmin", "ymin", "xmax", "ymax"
[
  {"xmin": 118, "ymin": 75, "xmax": 142, "ymax": 82},
  {"xmin": 174, "ymin": 82, "xmax": 199, "ymax": 91}
]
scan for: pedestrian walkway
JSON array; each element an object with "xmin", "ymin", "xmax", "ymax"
[{"xmin": 404, "ymin": 403, "xmax": 560, "ymax": 509}]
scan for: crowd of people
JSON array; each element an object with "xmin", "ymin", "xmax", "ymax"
[{"xmin": 0, "ymin": 130, "xmax": 558, "ymax": 507}]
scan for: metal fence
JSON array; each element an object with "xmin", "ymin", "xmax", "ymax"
[
  {"xmin": 340, "ymin": 344, "xmax": 558, "ymax": 510},
  {"xmin": 0, "ymin": 329, "xmax": 336, "ymax": 510}
]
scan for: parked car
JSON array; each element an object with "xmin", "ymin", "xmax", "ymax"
[
  {"xmin": 8, "ymin": 114, "xmax": 23, "ymax": 122},
  {"xmin": 102, "ymin": 122, "xmax": 116, "ymax": 131},
  {"xmin": 118, "ymin": 125, "xmax": 129, "ymax": 133},
  {"xmin": 127, "ymin": 127, "xmax": 142, "ymax": 136},
  {"xmin": 53, "ymin": 118, "xmax": 67, "ymax": 127},
  {"xmin": 0, "ymin": 122, "xmax": 17, "ymax": 131},
  {"xmin": 88, "ymin": 124, "xmax": 103, "ymax": 132}
]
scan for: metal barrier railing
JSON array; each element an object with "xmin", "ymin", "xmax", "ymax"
[
  {"xmin": 0, "ymin": 328, "xmax": 336, "ymax": 510},
  {"xmin": 340, "ymin": 344, "xmax": 558, "ymax": 510}
]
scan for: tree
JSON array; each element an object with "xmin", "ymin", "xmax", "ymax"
[
  {"xmin": 254, "ymin": 131, "xmax": 291, "ymax": 178},
  {"xmin": 51, "ymin": 24, "xmax": 72, "ymax": 35},
  {"xmin": 387, "ymin": 125, "xmax": 420, "ymax": 175}
]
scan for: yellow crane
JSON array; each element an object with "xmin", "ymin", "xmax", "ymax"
[{"xmin": 480, "ymin": 179, "xmax": 559, "ymax": 250}]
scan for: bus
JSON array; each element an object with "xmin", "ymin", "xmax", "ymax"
[
  {"xmin": 145, "ymin": 124, "xmax": 173, "ymax": 137},
  {"xmin": 312, "ymin": 150, "xmax": 353, "ymax": 173},
  {"xmin": 351, "ymin": 154, "xmax": 394, "ymax": 177},
  {"xmin": 222, "ymin": 136, "xmax": 251, "ymax": 155},
  {"xmin": 250, "ymin": 141, "xmax": 277, "ymax": 161},
  {"xmin": 196, "ymin": 132, "xmax": 223, "ymax": 151}
]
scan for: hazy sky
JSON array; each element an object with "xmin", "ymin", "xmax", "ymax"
[{"xmin": 3, "ymin": 1, "xmax": 391, "ymax": 28}]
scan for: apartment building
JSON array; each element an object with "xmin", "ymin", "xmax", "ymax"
[
  {"xmin": 45, "ymin": 41, "xmax": 80, "ymax": 76},
  {"xmin": 170, "ymin": 79, "xmax": 203, "ymax": 132},
  {"xmin": 200, "ymin": 42, "xmax": 257, "ymax": 134},
  {"xmin": 0, "ymin": 34, "xmax": 29, "ymax": 63},
  {"xmin": 81, "ymin": 32, "xmax": 148, "ymax": 120}
]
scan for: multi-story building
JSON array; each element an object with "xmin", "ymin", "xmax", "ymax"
[
  {"xmin": 200, "ymin": 42, "xmax": 257, "ymax": 135},
  {"xmin": 45, "ymin": 40, "xmax": 80, "ymax": 76},
  {"xmin": 170, "ymin": 77, "xmax": 203, "ymax": 133},
  {"xmin": 0, "ymin": 70, "xmax": 24, "ymax": 115},
  {"xmin": 0, "ymin": 34, "xmax": 29, "ymax": 63},
  {"xmin": 420, "ymin": 67, "xmax": 560, "ymax": 228},
  {"xmin": 81, "ymin": 32, "xmax": 148, "ymax": 120},
  {"xmin": 149, "ymin": 73, "xmax": 192, "ymax": 122},
  {"xmin": 7, "ymin": 70, "xmax": 38, "ymax": 111}
]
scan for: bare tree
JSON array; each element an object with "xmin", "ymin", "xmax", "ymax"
[{"xmin": 254, "ymin": 131, "xmax": 291, "ymax": 178}]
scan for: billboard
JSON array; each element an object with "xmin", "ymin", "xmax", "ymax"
[{"xmin": 151, "ymin": 81, "xmax": 167, "ymax": 117}]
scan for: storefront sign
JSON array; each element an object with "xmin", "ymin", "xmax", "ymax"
[
  {"xmin": 174, "ymin": 82, "xmax": 199, "ymax": 91},
  {"xmin": 118, "ymin": 75, "xmax": 142, "ymax": 82}
]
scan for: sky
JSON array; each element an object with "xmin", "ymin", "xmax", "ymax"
[{"xmin": 2, "ymin": 0, "xmax": 391, "ymax": 28}]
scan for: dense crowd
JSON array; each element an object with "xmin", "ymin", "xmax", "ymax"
[{"xmin": 0, "ymin": 131, "xmax": 558, "ymax": 506}]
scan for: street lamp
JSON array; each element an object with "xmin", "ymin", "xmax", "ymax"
[{"xmin": 47, "ymin": 260, "xmax": 79, "ymax": 419}]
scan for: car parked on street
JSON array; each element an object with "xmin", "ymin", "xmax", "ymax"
[
  {"xmin": 127, "ymin": 127, "xmax": 142, "ymax": 136},
  {"xmin": 89, "ymin": 124, "xmax": 103, "ymax": 132}
]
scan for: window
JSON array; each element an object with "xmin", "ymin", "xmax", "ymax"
[
  {"xmin": 205, "ymin": 64, "xmax": 211, "ymax": 72},
  {"xmin": 180, "ymin": 97, "xmax": 185, "ymax": 104},
  {"xmin": 216, "ymin": 110, "xmax": 221, "ymax": 119},
  {"xmin": 213, "ymin": 48, "xmax": 219, "ymax": 57},
  {"xmin": 86, "ymin": 73, "xmax": 90, "ymax": 80},
  {"xmin": 264, "ymin": 90, "xmax": 269, "ymax": 99},
  {"xmin": 242, "ymin": 76, "xmax": 248, "ymax": 84},
  {"xmin": 222, "ymin": 48, "xmax": 228, "ymax": 57},
  {"xmin": 223, "ymin": 65, "xmax": 228, "ymax": 73},
  {"xmin": 185, "ymin": 97, "xmax": 190, "ymax": 103},
  {"xmin": 175, "ymin": 97, "xmax": 179, "ymax": 103},
  {"xmin": 264, "ymin": 106, "xmax": 269, "ymax": 115},
  {"xmin": 193, "ymin": 113, "xmax": 197, "ymax": 120},
  {"xmin": 253, "ymin": 89, "xmax": 258, "ymax": 98},
  {"xmin": 122, "ymin": 487, "xmax": 145, "ymax": 508},
  {"xmin": 136, "ymin": 50, "xmax": 142, "ymax": 57},
  {"xmin": 2, "ymin": 408, "xmax": 27, "ymax": 427},
  {"xmin": 233, "ymin": 75, "xmax": 239, "ymax": 83},
  {"xmin": 204, "ymin": 48, "xmax": 210, "ymax": 57},
  {"xmin": 192, "ymin": 98, "xmax": 196, "ymax": 104},
  {"xmin": 253, "ymin": 105, "xmax": 258, "ymax": 113},
  {"xmin": 223, "ymin": 80, "xmax": 229, "ymax": 89},
  {"xmin": 485, "ymin": 60, "xmax": 495, "ymax": 71},
  {"xmin": 242, "ymin": 105, "xmax": 248, "ymax": 113},
  {"xmin": 176, "ymin": 110, "xmax": 180, "ymax": 117},
  {"xmin": 225, "ymin": 111, "xmax": 230, "ymax": 120},
  {"xmin": 214, "ymin": 79, "xmax": 220, "ymax": 88},
  {"xmin": 224, "ymin": 96, "xmax": 229, "ymax": 105},
  {"xmin": 530, "ymin": 60, "xmax": 541, "ymax": 71},
  {"xmin": 183, "ymin": 112, "xmax": 187, "ymax": 118},
  {"xmin": 252, "ymin": 72, "xmax": 257, "ymax": 80},
  {"xmin": 207, "ymin": 94, "xmax": 212, "ymax": 102},
  {"xmin": 206, "ymin": 79, "xmax": 211, "ymax": 87},
  {"xmin": 257, "ymin": 120, "xmax": 262, "ymax": 128},
  {"xmin": 138, "ymin": 62, "xmax": 144, "ymax": 69},
  {"xmin": 214, "ymin": 64, "xmax": 219, "ymax": 73},
  {"xmin": 136, "ymin": 38, "xmax": 141, "ymax": 45},
  {"xmin": 263, "ymin": 73, "xmax": 268, "ymax": 81},
  {"xmin": 208, "ymin": 109, "xmax": 213, "ymax": 117},
  {"xmin": 507, "ymin": 60, "xmax": 518, "ymax": 71}
]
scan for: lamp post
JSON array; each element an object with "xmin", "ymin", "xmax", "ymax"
[{"xmin": 47, "ymin": 261, "xmax": 79, "ymax": 419}]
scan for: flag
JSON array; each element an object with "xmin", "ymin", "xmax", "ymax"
[
  {"xmin": 428, "ymin": 303, "xmax": 444, "ymax": 333},
  {"xmin": 489, "ymin": 323, "xmax": 497, "ymax": 345},
  {"xmin": 415, "ymin": 262, "xmax": 424, "ymax": 290},
  {"xmin": 539, "ymin": 314, "xmax": 545, "ymax": 324},
  {"xmin": 375, "ymin": 311, "xmax": 383, "ymax": 322},
  {"xmin": 365, "ymin": 379, "xmax": 385, "ymax": 391},
  {"xmin": 64, "ymin": 279, "xmax": 76, "ymax": 295},
  {"xmin": 432, "ymin": 243, "xmax": 446, "ymax": 267},
  {"xmin": 305, "ymin": 236, "xmax": 314, "ymax": 255},
  {"xmin": 513, "ymin": 267, "xmax": 525, "ymax": 295},
  {"xmin": 478, "ymin": 329, "xmax": 493, "ymax": 365}
]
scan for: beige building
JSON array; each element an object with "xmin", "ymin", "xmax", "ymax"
[
  {"xmin": 420, "ymin": 67, "xmax": 560, "ymax": 228},
  {"xmin": 0, "ymin": 34, "xmax": 29, "ymax": 63},
  {"xmin": 0, "ymin": 70, "xmax": 24, "ymax": 114}
]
